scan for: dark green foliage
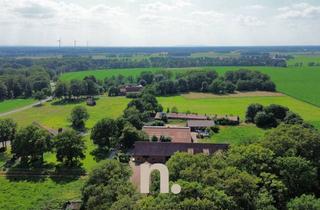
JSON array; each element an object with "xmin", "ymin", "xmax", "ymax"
[
  {"xmin": 81, "ymin": 160, "xmax": 138, "ymax": 210},
  {"xmin": 275, "ymin": 156, "xmax": 317, "ymax": 197},
  {"xmin": 54, "ymin": 129, "xmax": 86, "ymax": 166},
  {"xmin": 287, "ymin": 194, "xmax": 320, "ymax": 210},
  {"xmin": 91, "ymin": 118, "xmax": 119, "ymax": 148},
  {"xmin": 254, "ymin": 111, "xmax": 278, "ymax": 128},
  {"xmin": 264, "ymin": 104, "xmax": 289, "ymax": 121},
  {"xmin": 159, "ymin": 136, "xmax": 172, "ymax": 142},
  {"xmin": 108, "ymin": 86, "xmax": 121, "ymax": 96},
  {"xmin": 69, "ymin": 106, "xmax": 89, "ymax": 130},
  {"xmin": 0, "ymin": 118, "xmax": 17, "ymax": 149},
  {"xmin": 119, "ymin": 124, "xmax": 148, "ymax": 151},
  {"xmin": 0, "ymin": 82, "xmax": 8, "ymax": 100},
  {"xmin": 11, "ymin": 125, "xmax": 51, "ymax": 164},
  {"xmin": 246, "ymin": 103, "xmax": 264, "ymax": 123},
  {"xmin": 54, "ymin": 81, "xmax": 69, "ymax": 99}
]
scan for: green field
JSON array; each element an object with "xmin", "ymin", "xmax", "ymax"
[
  {"xmin": 0, "ymin": 97, "xmax": 130, "ymax": 129},
  {"xmin": 158, "ymin": 94, "xmax": 320, "ymax": 129},
  {"xmin": 0, "ymin": 99, "xmax": 36, "ymax": 114},
  {"xmin": 287, "ymin": 55, "xmax": 320, "ymax": 66},
  {"xmin": 59, "ymin": 65, "xmax": 320, "ymax": 107},
  {"xmin": 0, "ymin": 177, "xmax": 84, "ymax": 210}
]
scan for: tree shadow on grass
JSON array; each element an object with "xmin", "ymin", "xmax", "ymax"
[
  {"xmin": 5, "ymin": 162, "xmax": 55, "ymax": 182},
  {"xmin": 50, "ymin": 162, "xmax": 86, "ymax": 184},
  {"xmin": 51, "ymin": 97, "xmax": 100, "ymax": 106}
]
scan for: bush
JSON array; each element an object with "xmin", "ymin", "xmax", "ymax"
[
  {"xmin": 246, "ymin": 103, "xmax": 264, "ymax": 123},
  {"xmin": 254, "ymin": 111, "xmax": 278, "ymax": 128}
]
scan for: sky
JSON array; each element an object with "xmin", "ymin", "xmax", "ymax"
[{"xmin": 0, "ymin": 0, "xmax": 320, "ymax": 46}]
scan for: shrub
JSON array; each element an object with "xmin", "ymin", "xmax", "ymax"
[{"xmin": 254, "ymin": 111, "xmax": 278, "ymax": 128}]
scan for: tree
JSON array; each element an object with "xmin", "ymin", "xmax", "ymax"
[
  {"xmin": 287, "ymin": 194, "xmax": 320, "ymax": 210},
  {"xmin": 70, "ymin": 80, "xmax": 84, "ymax": 98},
  {"xmin": 81, "ymin": 160, "xmax": 137, "ymax": 210},
  {"xmin": 201, "ymin": 81, "xmax": 209, "ymax": 92},
  {"xmin": 261, "ymin": 124, "xmax": 320, "ymax": 165},
  {"xmin": 171, "ymin": 106, "xmax": 179, "ymax": 113},
  {"xmin": 11, "ymin": 125, "xmax": 51, "ymax": 164},
  {"xmin": 275, "ymin": 156, "xmax": 317, "ymax": 197},
  {"xmin": 264, "ymin": 104, "xmax": 289, "ymax": 121},
  {"xmin": 69, "ymin": 106, "xmax": 89, "ymax": 130},
  {"xmin": 209, "ymin": 79, "xmax": 226, "ymax": 94},
  {"xmin": 0, "ymin": 82, "xmax": 7, "ymax": 101},
  {"xmin": 91, "ymin": 118, "xmax": 119, "ymax": 148},
  {"xmin": 54, "ymin": 129, "xmax": 86, "ymax": 166},
  {"xmin": 0, "ymin": 119, "xmax": 17, "ymax": 150},
  {"xmin": 108, "ymin": 86, "xmax": 120, "ymax": 96},
  {"xmin": 227, "ymin": 144, "xmax": 275, "ymax": 175},
  {"xmin": 139, "ymin": 72, "xmax": 154, "ymax": 84},
  {"xmin": 283, "ymin": 111, "xmax": 304, "ymax": 125},
  {"xmin": 54, "ymin": 81, "xmax": 68, "ymax": 99},
  {"xmin": 123, "ymin": 107, "xmax": 144, "ymax": 129},
  {"xmin": 254, "ymin": 111, "xmax": 278, "ymax": 128},
  {"xmin": 246, "ymin": 103, "xmax": 264, "ymax": 123},
  {"xmin": 33, "ymin": 91, "xmax": 46, "ymax": 104},
  {"xmin": 119, "ymin": 124, "xmax": 147, "ymax": 151}
]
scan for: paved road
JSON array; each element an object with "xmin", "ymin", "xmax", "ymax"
[{"xmin": 0, "ymin": 97, "xmax": 52, "ymax": 117}]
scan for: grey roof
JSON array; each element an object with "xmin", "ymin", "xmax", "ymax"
[{"xmin": 187, "ymin": 120, "xmax": 215, "ymax": 128}]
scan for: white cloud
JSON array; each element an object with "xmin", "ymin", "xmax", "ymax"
[
  {"xmin": 235, "ymin": 15, "xmax": 265, "ymax": 26},
  {"xmin": 243, "ymin": 4, "xmax": 266, "ymax": 10},
  {"xmin": 277, "ymin": 3, "xmax": 320, "ymax": 19}
]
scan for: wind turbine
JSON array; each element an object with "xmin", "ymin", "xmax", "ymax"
[
  {"xmin": 73, "ymin": 40, "xmax": 77, "ymax": 48},
  {"xmin": 57, "ymin": 38, "xmax": 61, "ymax": 48}
]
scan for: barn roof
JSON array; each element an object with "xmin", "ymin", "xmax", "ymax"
[
  {"xmin": 142, "ymin": 126, "xmax": 192, "ymax": 143},
  {"xmin": 133, "ymin": 141, "xmax": 229, "ymax": 157},
  {"xmin": 187, "ymin": 120, "xmax": 215, "ymax": 128}
]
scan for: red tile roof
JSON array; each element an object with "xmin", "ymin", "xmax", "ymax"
[{"xmin": 142, "ymin": 126, "xmax": 192, "ymax": 143}]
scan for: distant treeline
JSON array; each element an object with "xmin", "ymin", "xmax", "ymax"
[
  {"xmin": 107, "ymin": 69, "xmax": 276, "ymax": 97},
  {"xmin": 0, "ymin": 54, "xmax": 286, "ymax": 75},
  {"xmin": 0, "ymin": 67, "xmax": 51, "ymax": 101}
]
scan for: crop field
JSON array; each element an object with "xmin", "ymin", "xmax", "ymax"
[{"xmin": 0, "ymin": 99, "xmax": 36, "ymax": 114}]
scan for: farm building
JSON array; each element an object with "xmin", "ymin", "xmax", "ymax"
[
  {"xmin": 120, "ymin": 84, "xmax": 143, "ymax": 95},
  {"xmin": 142, "ymin": 126, "xmax": 193, "ymax": 143},
  {"xmin": 86, "ymin": 96, "xmax": 96, "ymax": 106},
  {"xmin": 133, "ymin": 141, "xmax": 229, "ymax": 163},
  {"xmin": 155, "ymin": 112, "xmax": 208, "ymax": 121},
  {"xmin": 187, "ymin": 120, "xmax": 215, "ymax": 131}
]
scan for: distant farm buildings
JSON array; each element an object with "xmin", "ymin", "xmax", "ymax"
[{"xmin": 120, "ymin": 85, "xmax": 143, "ymax": 96}]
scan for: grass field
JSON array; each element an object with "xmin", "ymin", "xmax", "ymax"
[
  {"xmin": 201, "ymin": 125, "xmax": 265, "ymax": 145},
  {"xmin": 0, "ymin": 97, "xmax": 130, "ymax": 129},
  {"xmin": 287, "ymin": 55, "xmax": 320, "ymax": 66},
  {"xmin": 0, "ymin": 177, "xmax": 85, "ymax": 210},
  {"xmin": 158, "ymin": 94, "xmax": 320, "ymax": 129},
  {"xmin": 0, "ymin": 99, "xmax": 36, "ymax": 114}
]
